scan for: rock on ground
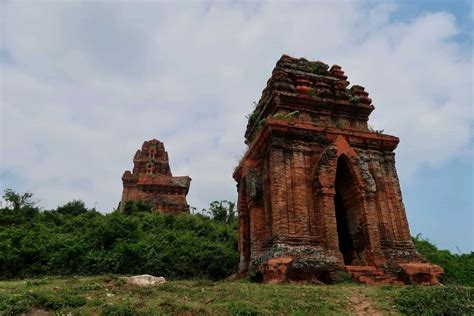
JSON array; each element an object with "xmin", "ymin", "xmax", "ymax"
[{"xmin": 126, "ymin": 274, "xmax": 166, "ymax": 287}]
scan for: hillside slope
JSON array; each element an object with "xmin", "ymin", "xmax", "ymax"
[{"xmin": 0, "ymin": 276, "xmax": 472, "ymax": 315}]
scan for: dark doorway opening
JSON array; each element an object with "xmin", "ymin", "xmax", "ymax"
[
  {"xmin": 335, "ymin": 190, "xmax": 354, "ymax": 265},
  {"xmin": 334, "ymin": 156, "xmax": 356, "ymax": 265}
]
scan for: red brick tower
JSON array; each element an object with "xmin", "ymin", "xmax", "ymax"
[
  {"xmin": 121, "ymin": 139, "xmax": 191, "ymax": 214},
  {"xmin": 233, "ymin": 55, "xmax": 443, "ymax": 284}
]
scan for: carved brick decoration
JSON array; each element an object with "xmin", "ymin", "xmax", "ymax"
[
  {"xmin": 121, "ymin": 139, "xmax": 191, "ymax": 214},
  {"xmin": 233, "ymin": 55, "xmax": 443, "ymax": 284}
]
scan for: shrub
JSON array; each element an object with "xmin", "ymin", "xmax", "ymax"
[
  {"xmin": 0, "ymin": 190, "xmax": 238, "ymax": 280},
  {"xmin": 413, "ymin": 235, "xmax": 474, "ymax": 286},
  {"xmin": 0, "ymin": 292, "xmax": 32, "ymax": 315},
  {"xmin": 121, "ymin": 200, "xmax": 153, "ymax": 215},
  {"xmin": 56, "ymin": 200, "xmax": 90, "ymax": 216},
  {"xmin": 395, "ymin": 286, "xmax": 474, "ymax": 315}
]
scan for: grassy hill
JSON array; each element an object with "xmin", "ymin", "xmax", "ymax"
[
  {"xmin": 0, "ymin": 191, "xmax": 473, "ymax": 315},
  {"xmin": 0, "ymin": 276, "xmax": 472, "ymax": 315}
]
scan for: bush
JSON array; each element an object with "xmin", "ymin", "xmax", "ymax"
[
  {"xmin": 0, "ymin": 292, "xmax": 32, "ymax": 315},
  {"xmin": 0, "ymin": 190, "xmax": 238, "ymax": 280},
  {"xmin": 28, "ymin": 291, "xmax": 86, "ymax": 309},
  {"xmin": 121, "ymin": 200, "xmax": 153, "ymax": 215},
  {"xmin": 56, "ymin": 200, "xmax": 90, "ymax": 216},
  {"xmin": 0, "ymin": 290, "xmax": 86, "ymax": 313},
  {"xmin": 413, "ymin": 235, "xmax": 474, "ymax": 286},
  {"xmin": 395, "ymin": 286, "xmax": 474, "ymax": 315}
]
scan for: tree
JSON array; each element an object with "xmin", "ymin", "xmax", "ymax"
[
  {"xmin": 2, "ymin": 188, "xmax": 36, "ymax": 210},
  {"xmin": 56, "ymin": 200, "xmax": 89, "ymax": 216},
  {"xmin": 121, "ymin": 200, "xmax": 153, "ymax": 215},
  {"xmin": 205, "ymin": 200, "xmax": 236, "ymax": 224}
]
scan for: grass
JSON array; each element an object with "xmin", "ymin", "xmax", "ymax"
[{"xmin": 0, "ymin": 276, "xmax": 472, "ymax": 315}]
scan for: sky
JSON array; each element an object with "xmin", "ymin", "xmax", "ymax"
[{"xmin": 0, "ymin": 0, "xmax": 472, "ymax": 253}]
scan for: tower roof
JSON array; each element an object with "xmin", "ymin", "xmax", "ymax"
[{"xmin": 244, "ymin": 55, "xmax": 375, "ymax": 143}]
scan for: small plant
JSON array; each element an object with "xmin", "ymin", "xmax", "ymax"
[
  {"xmin": 25, "ymin": 278, "xmax": 50, "ymax": 286},
  {"xmin": 102, "ymin": 304, "xmax": 135, "ymax": 316},
  {"xmin": 309, "ymin": 62, "xmax": 326, "ymax": 74},
  {"xmin": 335, "ymin": 120, "xmax": 344, "ymax": 129},
  {"xmin": 256, "ymin": 118, "xmax": 267, "ymax": 132},
  {"xmin": 368, "ymin": 125, "xmax": 384, "ymax": 134},
  {"xmin": 287, "ymin": 111, "xmax": 299, "ymax": 119},
  {"xmin": 309, "ymin": 88, "xmax": 332, "ymax": 98},
  {"xmin": 27, "ymin": 291, "xmax": 86, "ymax": 310},
  {"xmin": 273, "ymin": 111, "xmax": 286, "ymax": 120},
  {"xmin": 245, "ymin": 101, "xmax": 260, "ymax": 127},
  {"xmin": 272, "ymin": 111, "xmax": 299, "ymax": 121},
  {"xmin": 76, "ymin": 282, "xmax": 104, "ymax": 291},
  {"xmin": 229, "ymin": 301, "xmax": 259, "ymax": 316},
  {"xmin": 320, "ymin": 90, "xmax": 333, "ymax": 98},
  {"xmin": 309, "ymin": 64, "xmax": 319, "ymax": 74},
  {"xmin": 349, "ymin": 96, "xmax": 361, "ymax": 104}
]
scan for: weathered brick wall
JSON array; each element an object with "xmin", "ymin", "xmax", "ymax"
[
  {"xmin": 234, "ymin": 55, "xmax": 441, "ymax": 284},
  {"xmin": 120, "ymin": 139, "xmax": 191, "ymax": 214}
]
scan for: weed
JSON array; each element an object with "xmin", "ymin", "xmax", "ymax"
[
  {"xmin": 272, "ymin": 110, "xmax": 299, "ymax": 121},
  {"xmin": 335, "ymin": 120, "xmax": 344, "ymax": 129},
  {"xmin": 130, "ymin": 286, "xmax": 156, "ymax": 297},
  {"xmin": 76, "ymin": 282, "xmax": 104, "ymax": 291},
  {"xmin": 25, "ymin": 278, "xmax": 50, "ymax": 286},
  {"xmin": 349, "ymin": 96, "xmax": 361, "ymax": 104},
  {"xmin": 101, "ymin": 303, "xmax": 135, "ymax": 316},
  {"xmin": 229, "ymin": 301, "xmax": 259, "ymax": 316},
  {"xmin": 255, "ymin": 118, "xmax": 267, "ymax": 133},
  {"xmin": 368, "ymin": 125, "xmax": 384, "ymax": 134},
  {"xmin": 28, "ymin": 291, "xmax": 86, "ymax": 310},
  {"xmin": 349, "ymin": 96, "xmax": 360, "ymax": 104}
]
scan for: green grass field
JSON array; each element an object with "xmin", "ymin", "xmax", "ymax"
[{"xmin": 0, "ymin": 276, "xmax": 472, "ymax": 315}]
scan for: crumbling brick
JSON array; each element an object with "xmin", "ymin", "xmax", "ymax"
[
  {"xmin": 234, "ymin": 55, "xmax": 443, "ymax": 285},
  {"xmin": 120, "ymin": 139, "xmax": 191, "ymax": 214}
]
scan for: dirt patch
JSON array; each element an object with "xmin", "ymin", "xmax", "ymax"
[
  {"xmin": 347, "ymin": 289, "xmax": 383, "ymax": 316},
  {"xmin": 27, "ymin": 309, "xmax": 53, "ymax": 316}
]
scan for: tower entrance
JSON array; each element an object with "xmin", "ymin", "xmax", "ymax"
[{"xmin": 334, "ymin": 155, "xmax": 366, "ymax": 266}]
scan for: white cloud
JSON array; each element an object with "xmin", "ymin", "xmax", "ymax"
[{"xmin": 1, "ymin": 1, "xmax": 471, "ymax": 217}]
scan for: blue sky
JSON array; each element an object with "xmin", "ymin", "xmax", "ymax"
[{"xmin": 0, "ymin": 0, "xmax": 472, "ymax": 252}]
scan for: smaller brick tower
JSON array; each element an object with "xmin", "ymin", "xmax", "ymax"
[
  {"xmin": 120, "ymin": 139, "xmax": 191, "ymax": 214},
  {"xmin": 233, "ymin": 55, "xmax": 443, "ymax": 285}
]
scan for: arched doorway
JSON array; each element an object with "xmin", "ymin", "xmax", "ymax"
[{"xmin": 334, "ymin": 155, "xmax": 367, "ymax": 266}]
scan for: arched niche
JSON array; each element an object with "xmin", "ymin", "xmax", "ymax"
[{"xmin": 312, "ymin": 136, "xmax": 382, "ymax": 266}]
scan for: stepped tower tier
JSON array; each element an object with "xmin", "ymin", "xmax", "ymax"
[
  {"xmin": 233, "ymin": 55, "xmax": 443, "ymax": 285},
  {"xmin": 121, "ymin": 139, "xmax": 191, "ymax": 214}
]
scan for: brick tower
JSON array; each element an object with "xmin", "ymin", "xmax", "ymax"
[
  {"xmin": 233, "ymin": 55, "xmax": 443, "ymax": 284},
  {"xmin": 121, "ymin": 139, "xmax": 191, "ymax": 214}
]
